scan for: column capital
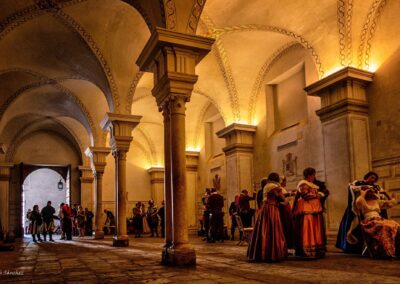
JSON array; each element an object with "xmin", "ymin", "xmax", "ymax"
[
  {"xmin": 100, "ymin": 113, "xmax": 142, "ymax": 152},
  {"xmin": 78, "ymin": 165, "xmax": 94, "ymax": 183},
  {"xmin": 85, "ymin": 147, "xmax": 111, "ymax": 175},
  {"xmin": 217, "ymin": 123, "xmax": 257, "ymax": 155},
  {"xmin": 136, "ymin": 28, "xmax": 214, "ymax": 110},
  {"xmin": 305, "ymin": 66, "xmax": 374, "ymax": 122},
  {"xmin": 136, "ymin": 27, "xmax": 215, "ymax": 73},
  {"xmin": 147, "ymin": 167, "xmax": 165, "ymax": 184},
  {"xmin": 186, "ymin": 151, "xmax": 199, "ymax": 172},
  {"xmin": 0, "ymin": 162, "xmax": 13, "ymax": 181}
]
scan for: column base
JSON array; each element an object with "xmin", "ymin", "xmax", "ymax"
[
  {"xmin": 112, "ymin": 235, "xmax": 129, "ymax": 247},
  {"xmin": 161, "ymin": 244, "xmax": 196, "ymax": 266},
  {"xmin": 94, "ymin": 230, "xmax": 104, "ymax": 239}
]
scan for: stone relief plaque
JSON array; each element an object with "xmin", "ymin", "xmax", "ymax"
[{"xmin": 282, "ymin": 152, "xmax": 297, "ymax": 177}]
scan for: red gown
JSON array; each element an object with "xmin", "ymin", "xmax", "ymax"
[
  {"xmin": 292, "ymin": 180, "xmax": 326, "ymax": 258},
  {"xmin": 247, "ymin": 184, "xmax": 287, "ymax": 262}
]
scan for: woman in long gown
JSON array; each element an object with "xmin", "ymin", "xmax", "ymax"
[
  {"xmin": 356, "ymin": 188, "xmax": 399, "ymax": 258},
  {"xmin": 336, "ymin": 172, "xmax": 379, "ymax": 254},
  {"xmin": 293, "ymin": 179, "xmax": 326, "ymax": 258},
  {"xmin": 247, "ymin": 172, "xmax": 287, "ymax": 262}
]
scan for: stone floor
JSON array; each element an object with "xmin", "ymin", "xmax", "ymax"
[{"xmin": 0, "ymin": 235, "xmax": 399, "ymax": 284}]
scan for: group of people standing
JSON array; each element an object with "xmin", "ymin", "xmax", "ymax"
[
  {"xmin": 27, "ymin": 202, "xmax": 94, "ymax": 242},
  {"xmin": 246, "ymin": 168, "xmax": 399, "ymax": 262},
  {"xmin": 129, "ymin": 200, "xmax": 165, "ymax": 238},
  {"xmin": 248, "ymin": 167, "xmax": 329, "ymax": 262}
]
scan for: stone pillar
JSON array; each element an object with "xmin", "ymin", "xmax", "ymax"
[
  {"xmin": 305, "ymin": 66, "xmax": 373, "ymax": 230},
  {"xmin": 0, "ymin": 163, "xmax": 13, "ymax": 234},
  {"xmin": 78, "ymin": 166, "xmax": 94, "ymax": 211},
  {"xmin": 186, "ymin": 151, "xmax": 199, "ymax": 233},
  {"xmin": 147, "ymin": 167, "xmax": 165, "ymax": 207},
  {"xmin": 85, "ymin": 147, "xmax": 110, "ymax": 239},
  {"xmin": 136, "ymin": 27, "xmax": 214, "ymax": 266},
  {"xmin": 101, "ymin": 113, "xmax": 141, "ymax": 247},
  {"xmin": 217, "ymin": 123, "xmax": 256, "ymax": 209},
  {"xmin": 162, "ymin": 105, "xmax": 173, "ymax": 249}
]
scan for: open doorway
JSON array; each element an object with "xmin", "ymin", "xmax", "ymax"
[{"xmin": 21, "ymin": 164, "xmax": 70, "ymax": 236}]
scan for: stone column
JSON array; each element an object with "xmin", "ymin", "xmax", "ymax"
[
  {"xmin": 305, "ymin": 66, "xmax": 373, "ymax": 230},
  {"xmin": 136, "ymin": 27, "xmax": 214, "ymax": 266},
  {"xmin": 85, "ymin": 147, "xmax": 110, "ymax": 239},
  {"xmin": 78, "ymin": 165, "xmax": 94, "ymax": 211},
  {"xmin": 217, "ymin": 123, "xmax": 256, "ymax": 210},
  {"xmin": 186, "ymin": 151, "xmax": 199, "ymax": 233},
  {"xmin": 147, "ymin": 167, "xmax": 165, "ymax": 207},
  {"xmin": 101, "ymin": 113, "xmax": 141, "ymax": 247},
  {"xmin": 162, "ymin": 105, "xmax": 173, "ymax": 250},
  {"xmin": 0, "ymin": 163, "xmax": 13, "ymax": 234}
]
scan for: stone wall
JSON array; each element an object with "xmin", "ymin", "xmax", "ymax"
[{"xmin": 368, "ymin": 47, "xmax": 400, "ymax": 222}]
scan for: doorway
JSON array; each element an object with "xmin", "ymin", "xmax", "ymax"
[{"xmin": 20, "ymin": 164, "xmax": 70, "ymax": 236}]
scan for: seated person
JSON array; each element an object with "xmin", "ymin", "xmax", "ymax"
[{"xmin": 356, "ymin": 188, "xmax": 399, "ymax": 258}]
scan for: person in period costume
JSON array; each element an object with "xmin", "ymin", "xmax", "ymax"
[
  {"xmin": 41, "ymin": 201, "xmax": 56, "ymax": 242},
  {"xmin": 207, "ymin": 188, "xmax": 225, "ymax": 242},
  {"xmin": 292, "ymin": 168, "xmax": 326, "ymax": 258},
  {"xmin": 133, "ymin": 203, "xmax": 144, "ymax": 238},
  {"xmin": 278, "ymin": 176, "xmax": 295, "ymax": 250},
  {"xmin": 103, "ymin": 209, "xmax": 116, "ymax": 235},
  {"xmin": 30, "ymin": 205, "xmax": 43, "ymax": 243},
  {"xmin": 147, "ymin": 200, "xmax": 159, "ymax": 237},
  {"xmin": 77, "ymin": 206, "xmax": 85, "ymax": 237},
  {"xmin": 256, "ymin": 178, "xmax": 268, "ymax": 210},
  {"xmin": 62, "ymin": 204, "xmax": 73, "ymax": 240},
  {"xmin": 238, "ymin": 189, "xmax": 256, "ymax": 228},
  {"xmin": 228, "ymin": 194, "xmax": 239, "ymax": 240},
  {"xmin": 157, "ymin": 201, "xmax": 165, "ymax": 238},
  {"xmin": 25, "ymin": 209, "xmax": 32, "ymax": 234},
  {"xmin": 356, "ymin": 188, "xmax": 400, "ymax": 258},
  {"xmin": 247, "ymin": 172, "xmax": 287, "ymax": 262},
  {"xmin": 84, "ymin": 208, "xmax": 94, "ymax": 236},
  {"xmin": 71, "ymin": 204, "xmax": 79, "ymax": 237},
  {"xmin": 141, "ymin": 203, "xmax": 151, "ymax": 234},
  {"xmin": 202, "ymin": 188, "xmax": 211, "ymax": 239},
  {"xmin": 336, "ymin": 171, "xmax": 380, "ymax": 254},
  {"xmin": 58, "ymin": 203, "xmax": 65, "ymax": 240}
]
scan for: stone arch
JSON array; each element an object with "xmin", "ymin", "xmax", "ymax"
[
  {"xmin": 191, "ymin": 90, "xmax": 226, "ymax": 149},
  {"xmin": 5, "ymin": 123, "xmax": 83, "ymax": 165},
  {"xmin": 248, "ymin": 42, "xmax": 303, "ymax": 123},
  {"xmin": 0, "ymin": 68, "xmax": 99, "ymax": 145}
]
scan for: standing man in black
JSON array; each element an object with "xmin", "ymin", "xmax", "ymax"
[
  {"xmin": 41, "ymin": 201, "xmax": 55, "ymax": 242},
  {"xmin": 207, "ymin": 188, "xmax": 225, "ymax": 242},
  {"xmin": 84, "ymin": 208, "xmax": 94, "ymax": 236}
]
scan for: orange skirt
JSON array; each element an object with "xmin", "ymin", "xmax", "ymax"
[{"xmin": 293, "ymin": 198, "xmax": 326, "ymax": 258}]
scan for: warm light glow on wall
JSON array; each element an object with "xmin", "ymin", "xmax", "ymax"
[
  {"xmin": 186, "ymin": 146, "xmax": 201, "ymax": 152},
  {"xmin": 367, "ymin": 62, "xmax": 379, "ymax": 72},
  {"xmin": 147, "ymin": 164, "xmax": 164, "ymax": 170},
  {"xmin": 324, "ymin": 63, "xmax": 379, "ymax": 78},
  {"xmin": 230, "ymin": 119, "xmax": 258, "ymax": 126},
  {"xmin": 323, "ymin": 65, "xmax": 347, "ymax": 78}
]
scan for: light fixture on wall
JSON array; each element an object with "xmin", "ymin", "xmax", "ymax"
[{"xmin": 58, "ymin": 179, "xmax": 63, "ymax": 191}]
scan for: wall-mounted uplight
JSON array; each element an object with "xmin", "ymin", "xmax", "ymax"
[{"xmin": 58, "ymin": 179, "xmax": 63, "ymax": 191}]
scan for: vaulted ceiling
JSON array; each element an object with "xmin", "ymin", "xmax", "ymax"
[{"xmin": 0, "ymin": 0, "xmax": 398, "ymax": 166}]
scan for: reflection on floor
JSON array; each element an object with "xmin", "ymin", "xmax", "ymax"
[{"xmin": 0, "ymin": 235, "xmax": 399, "ymax": 283}]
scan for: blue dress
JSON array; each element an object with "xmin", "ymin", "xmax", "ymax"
[{"xmin": 336, "ymin": 180, "xmax": 368, "ymax": 253}]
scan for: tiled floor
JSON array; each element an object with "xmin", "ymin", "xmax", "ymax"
[{"xmin": 0, "ymin": 235, "xmax": 399, "ymax": 283}]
